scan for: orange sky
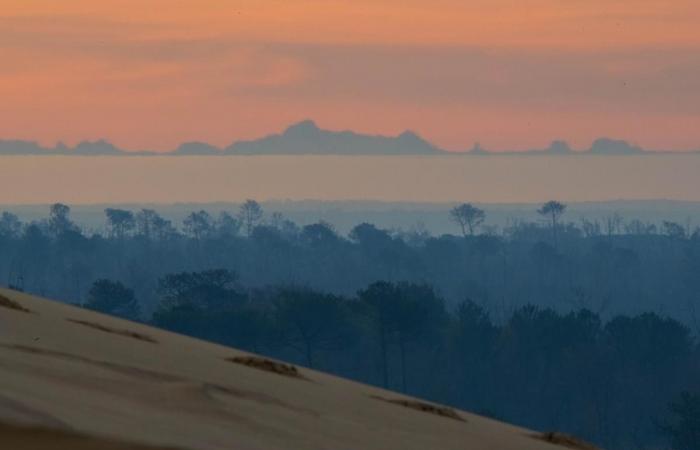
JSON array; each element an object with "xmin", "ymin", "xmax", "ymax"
[{"xmin": 1, "ymin": 0, "xmax": 699, "ymax": 151}]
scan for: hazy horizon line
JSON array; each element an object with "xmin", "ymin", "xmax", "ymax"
[{"xmin": 1, "ymin": 120, "xmax": 698, "ymax": 155}]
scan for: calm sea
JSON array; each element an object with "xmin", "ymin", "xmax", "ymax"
[{"xmin": 1, "ymin": 154, "xmax": 699, "ymax": 204}]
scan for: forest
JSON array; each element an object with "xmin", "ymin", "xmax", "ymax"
[{"xmin": 1, "ymin": 201, "xmax": 699, "ymax": 449}]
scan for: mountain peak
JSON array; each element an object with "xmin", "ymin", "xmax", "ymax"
[
  {"xmin": 546, "ymin": 140, "xmax": 572, "ymax": 154},
  {"xmin": 397, "ymin": 130, "xmax": 422, "ymax": 141},
  {"xmin": 589, "ymin": 138, "xmax": 644, "ymax": 155},
  {"xmin": 284, "ymin": 120, "xmax": 321, "ymax": 137},
  {"xmin": 227, "ymin": 121, "xmax": 444, "ymax": 155},
  {"xmin": 73, "ymin": 139, "xmax": 123, "ymax": 155}
]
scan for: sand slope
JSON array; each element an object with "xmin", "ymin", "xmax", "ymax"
[{"xmin": 0, "ymin": 288, "xmax": 578, "ymax": 450}]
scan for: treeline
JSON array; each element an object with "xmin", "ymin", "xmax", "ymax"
[
  {"xmin": 2, "ymin": 202, "xmax": 700, "ymax": 448},
  {"xmin": 83, "ymin": 271, "xmax": 699, "ymax": 450},
  {"xmin": 1, "ymin": 201, "xmax": 699, "ymax": 326}
]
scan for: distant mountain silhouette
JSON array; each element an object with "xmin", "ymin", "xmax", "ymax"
[
  {"xmin": 544, "ymin": 140, "xmax": 573, "ymax": 154},
  {"xmin": 0, "ymin": 140, "xmax": 45, "ymax": 155},
  {"xmin": 0, "ymin": 127, "xmax": 680, "ymax": 156},
  {"xmin": 0, "ymin": 139, "xmax": 128, "ymax": 155},
  {"xmin": 5, "ymin": 140, "xmax": 161, "ymax": 155},
  {"xmin": 70, "ymin": 140, "xmax": 125, "ymax": 155},
  {"xmin": 173, "ymin": 142, "xmax": 221, "ymax": 155},
  {"xmin": 466, "ymin": 138, "xmax": 646, "ymax": 155},
  {"xmin": 224, "ymin": 120, "xmax": 444, "ymax": 155},
  {"xmin": 588, "ymin": 138, "xmax": 645, "ymax": 155}
]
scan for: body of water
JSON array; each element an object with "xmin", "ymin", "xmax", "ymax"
[{"xmin": 1, "ymin": 154, "xmax": 699, "ymax": 204}]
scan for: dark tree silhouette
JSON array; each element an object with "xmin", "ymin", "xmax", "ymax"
[
  {"xmin": 85, "ymin": 279, "xmax": 139, "ymax": 319},
  {"xmin": 48, "ymin": 203, "xmax": 77, "ymax": 237},
  {"xmin": 662, "ymin": 392, "xmax": 700, "ymax": 450},
  {"xmin": 537, "ymin": 200, "xmax": 566, "ymax": 245},
  {"xmin": 272, "ymin": 286, "xmax": 351, "ymax": 368},
  {"xmin": 391, "ymin": 282, "xmax": 446, "ymax": 392},
  {"xmin": 358, "ymin": 281, "xmax": 398, "ymax": 388},
  {"xmin": 104, "ymin": 208, "xmax": 135, "ymax": 240},
  {"xmin": 301, "ymin": 222, "xmax": 339, "ymax": 247},
  {"xmin": 239, "ymin": 199, "xmax": 263, "ymax": 236},
  {"xmin": 135, "ymin": 209, "xmax": 174, "ymax": 241},
  {"xmin": 663, "ymin": 221, "xmax": 687, "ymax": 240},
  {"xmin": 183, "ymin": 210, "xmax": 214, "ymax": 240},
  {"xmin": 449, "ymin": 203, "xmax": 486, "ymax": 237},
  {"xmin": 215, "ymin": 212, "xmax": 241, "ymax": 238},
  {"xmin": 0, "ymin": 211, "xmax": 22, "ymax": 238},
  {"xmin": 156, "ymin": 269, "xmax": 245, "ymax": 312}
]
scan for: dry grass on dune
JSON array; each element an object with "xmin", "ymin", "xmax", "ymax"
[
  {"xmin": 0, "ymin": 294, "xmax": 31, "ymax": 313},
  {"xmin": 535, "ymin": 431, "xmax": 600, "ymax": 449},
  {"xmin": 226, "ymin": 355, "xmax": 305, "ymax": 379},
  {"xmin": 370, "ymin": 395, "xmax": 465, "ymax": 422},
  {"xmin": 66, "ymin": 318, "xmax": 158, "ymax": 343}
]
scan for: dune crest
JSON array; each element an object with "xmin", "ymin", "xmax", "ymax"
[{"xmin": 0, "ymin": 288, "xmax": 581, "ymax": 450}]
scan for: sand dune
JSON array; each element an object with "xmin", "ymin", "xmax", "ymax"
[
  {"xmin": 0, "ymin": 422, "xmax": 183, "ymax": 450},
  {"xmin": 0, "ymin": 288, "xmax": 590, "ymax": 450}
]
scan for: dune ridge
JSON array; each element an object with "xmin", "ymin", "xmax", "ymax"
[
  {"xmin": 0, "ymin": 287, "xmax": 593, "ymax": 450},
  {"xmin": 0, "ymin": 422, "xmax": 187, "ymax": 450}
]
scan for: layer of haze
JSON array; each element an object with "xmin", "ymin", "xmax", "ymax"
[
  {"xmin": 1, "ymin": 155, "xmax": 699, "ymax": 204},
  {"xmin": 1, "ymin": 0, "xmax": 699, "ymax": 151}
]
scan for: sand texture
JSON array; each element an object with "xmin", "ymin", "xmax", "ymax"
[{"xmin": 0, "ymin": 288, "xmax": 588, "ymax": 450}]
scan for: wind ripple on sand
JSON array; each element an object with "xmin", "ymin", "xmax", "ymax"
[
  {"xmin": 0, "ymin": 343, "xmax": 319, "ymax": 419},
  {"xmin": 0, "ymin": 395, "xmax": 71, "ymax": 429}
]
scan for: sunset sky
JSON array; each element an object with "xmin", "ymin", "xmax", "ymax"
[{"xmin": 1, "ymin": 0, "xmax": 699, "ymax": 151}]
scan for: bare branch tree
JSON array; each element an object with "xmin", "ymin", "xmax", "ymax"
[{"xmin": 449, "ymin": 203, "xmax": 486, "ymax": 237}]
